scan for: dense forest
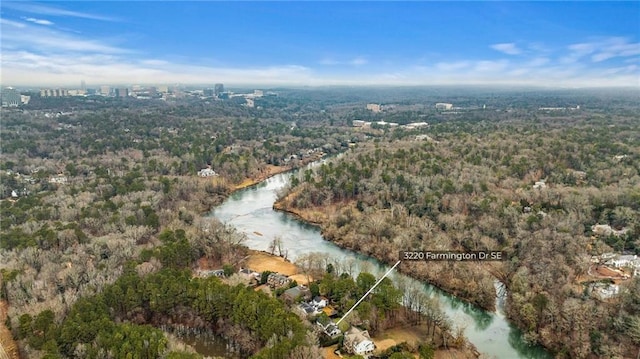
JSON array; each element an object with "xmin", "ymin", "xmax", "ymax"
[
  {"xmin": 1, "ymin": 88, "xmax": 639, "ymax": 358},
  {"xmin": 11, "ymin": 228, "xmax": 318, "ymax": 358},
  {"xmin": 0, "ymin": 95, "xmax": 359, "ymax": 358},
  {"xmin": 276, "ymin": 107, "xmax": 640, "ymax": 358}
]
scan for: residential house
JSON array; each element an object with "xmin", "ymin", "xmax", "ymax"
[
  {"xmin": 297, "ymin": 303, "xmax": 317, "ymax": 316},
  {"xmin": 605, "ymin": 254, "xmax": 640, "ymax": 276},
  {"xmin": 312, "ymin": 296, "xmax": 328, "ymax": 309},
  {"xmin": 282, "ymin": 285, "xmax": 311, "ymax": 303},
  {"xmin": 267, "ymin": 273, "xmax": 291, "ymax": 288},
  {"xmin": 316, "ymin": 317, "xmax": 342, "ymax": 338},
  {"xmin": 592, "ymin": 283, "xmax": 620, "ymax": 300},
  {"xmin": 344, "ymin": 326, "xmax": 376, "ymax": 356},
  {"xmin": 196, "ymin": 269, "xmax": 225, "ymax": 278},
  {"xmin": 592, "ymin": 224, "xmax": 628, "ymax": 237},
  {"xmin": 238, "ymin": 268, "xmax": 260, "ymax": 286},
  {"xmin": 533, "ymin": 180, "xmax": 547, "ymax": 190},
  {"xmin": 48, "ymin": 174, "xmax": 68, "ymax": 184},
  {"xmin": 197, "ymin": 168, "xmax": 218, "ymax": 177}
]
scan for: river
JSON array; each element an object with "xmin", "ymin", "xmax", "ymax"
[{"xmin": 208, "ymin": 164, "xmax": 551, "ymax": 359}]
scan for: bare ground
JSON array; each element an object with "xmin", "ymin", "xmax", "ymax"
[
  {"xmin": 0, "ymin": 301, "xmax": 19, "ymax": 359},
  {"xmin": 245, "ymin": 250, "xmax": 298, "ymax": 276}
]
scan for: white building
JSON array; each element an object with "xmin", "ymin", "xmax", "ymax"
[
  {"xmin": 605, "ymin": 254, "xmax": 640, "ymax": 275},
  {"xmin": 352, "ymin": 120, "xmax": 371, "ymax": 127},
  {"xmin": 1, "ymin": 88, "xmax": 22, "ymax": 107},
  {"xmin": 344, "ymin": 327, "xmax": 375, "ymax": 357},
  {"xmin": 375, "ymin": 121, "xmax": 398, "ymax": 127},
  {"xmin": 48, "ymin": 174, "xmax": 68, "ymax": 184},
  {"xmin": 533, "ymin": 180, "xmax": 547, "ymax": 190},
  {"xmin": 197, "ymin": 168, "xmax": 218, "ymax": 177},
  {"xmin": 366, "ymin": 103, "xmax": 382, "ymax": 113},
  {"xmin": 403, "ymin": 122, "xmax": 429, "ymax": 129},
  {"xmin": 435, "ymin": 103, "xmax": 453, "ymax": 110}
]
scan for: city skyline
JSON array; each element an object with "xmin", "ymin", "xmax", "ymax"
[{"xmin": 1, "ymin": 1, "xmax": 639, "ymax": 88}]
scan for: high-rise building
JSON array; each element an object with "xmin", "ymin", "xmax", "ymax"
[
  {"xmin": 1, "ymin": 88, "xmax": 21, "ymax": 107},
  {"xmin": 39, "ymin": 88, "xmax": 70, "ymax": 98},
  {"xmin": 115, "ymin": 88, "xmax": 129, "ymax": 97},
  {"xmin": 81, "ymin": 80, "xmax": 86, "ymax": 92},
  {"xmin": 214, "ymin": 83, "xmax": 224, "ymax": 97},
  {"xmin": 100, "ymin": 85, "xmax": 111, "ymax": 96}
]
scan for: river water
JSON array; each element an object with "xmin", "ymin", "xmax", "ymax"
[{"xmin": 208, "ymin": 164, "xmax": 551, "ymax": 359}]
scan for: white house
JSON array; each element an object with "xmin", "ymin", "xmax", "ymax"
[
  {"xmin": 594, "ymin": 283, "xmax": 620, "ymax": 300},
  {"xmin": 316, "ymin": 320, "xmax": 341, "ymax": 337},
  {"xmin": 197, "ymin": 168, "xmax": 218, "ymax": 177},
  {"xmin": 312, "ymin": 296, "xmax": 327, "ymax": 309},
  {"xmin": 48, "ymin": 174, "xmax": 68, "ymax": 184},
  {"xmin": 606, "ymin": 255, "xmax": 640, "ymax": 276},
  {"xmin": 344, "ymin": 326, "xmax": 375, "ymax": 356},
  {"xmin": 533, "ymin": 180, "xmax": 547, "ymax": 190}
]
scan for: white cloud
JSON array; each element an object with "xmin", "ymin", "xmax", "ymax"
[
  {"xmin": 0, "ymin": 18, "xmax": 26, "ymax": 28},
  {"xmin": 567, "ymin": 37, "xmax": 640, "ymax": 63},
  {"xmin": 435, "ymin": 61, "xmax": 471, "ymax": 72},
  {"xmin": 474, "ymin": 60, "xmax": 509, "ymax": 73},
  {"xmin": 23, "ymin": 17, "xmax": 54, "ymax": 26},
  {"xmin": 527, "ymin": 57, "xmax": 550, "ymax": 67},
  {"xmin": 318, "ymin": 58, "xmax": 339, "ymax": 65},
  {"xmin": 3, "ymin": 3, "xmax": 119, "ymax": 22},
  {"xmin": 491, "ymin": 43, "xmax": 522, "ymax": 55},
  {"xmin": 350, "ymin": 57, "xmax": 368, "ymax": 66},
  {"xmin": 2, "ymin": 20, "xmax": 130, "ymax": 54},
  {"xmin": 1, "ymin": 24, "xmax": 638, "ymax": 88},
  {"xmin": 319, "ymin": 56, "xmax": 368, "ymax": 66}
]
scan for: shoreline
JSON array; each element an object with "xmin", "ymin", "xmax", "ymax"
[
  {"xmin": 232, "ymin": 153, "xmax": 326, "ymax": 191},
  {"xmin": 272, "ymin": 197, "xmax": 496, "ymax": 312}
]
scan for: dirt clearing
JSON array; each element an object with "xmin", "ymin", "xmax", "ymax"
[{"xmin": 245, "ymin": 251, "xmax": 298, "ymax": 276}]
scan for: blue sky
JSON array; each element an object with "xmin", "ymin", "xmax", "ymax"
[{"xmin": 1, "ymin": 1, "xmax": 639, "ymax": 87}]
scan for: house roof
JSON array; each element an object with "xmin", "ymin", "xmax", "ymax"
[
  {"xmin": 283, "ymin": 285, "xmax": 310, "ymax": 299},
  {"xmin": 345, "ymin": 326, "xmax": 372, "ymax": 342}
]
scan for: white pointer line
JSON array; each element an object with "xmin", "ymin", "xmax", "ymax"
[{"xmin": 336, "ymin": 260, "xmax": 402, "ymax": 326}]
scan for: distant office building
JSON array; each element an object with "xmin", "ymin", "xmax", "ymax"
[
  {"xmin": 1, "ymin": 88, "xmax": 21, "ymax": 107},
  {"xmin": 366, "ymin": 103, "xmax": 382, "ymax": 113},
  {"xmin": 435, "ymin": 103, "xmax": 453, "ymax": 110},
  {"xmin": 100, "ymin": 85, "xmax": 111, "ymax": 96},
  {"xmin": 214, "ymin": 83, "xmax": 224, "ymax": 96},
  {"xmin": 115, "ymin": 88, "xmax": 129, "ymax": 97},
  {"xmin": 40, "ymin": 88, "xmax": 69, "ymax": 97},
  {"xmin": 203, "ymin": 88, "xmax": 215, "ymax": 97},
  {"xmin": 157, "ymin": 85, "xmax": 169, "ymax": 93},
  {"xmin": 254, "ymin": 89, "xmax": 263, "ymax": 97},
  {"xmin": 81, "ymin": 80, "xmax": 86, "ymax": 92}
]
